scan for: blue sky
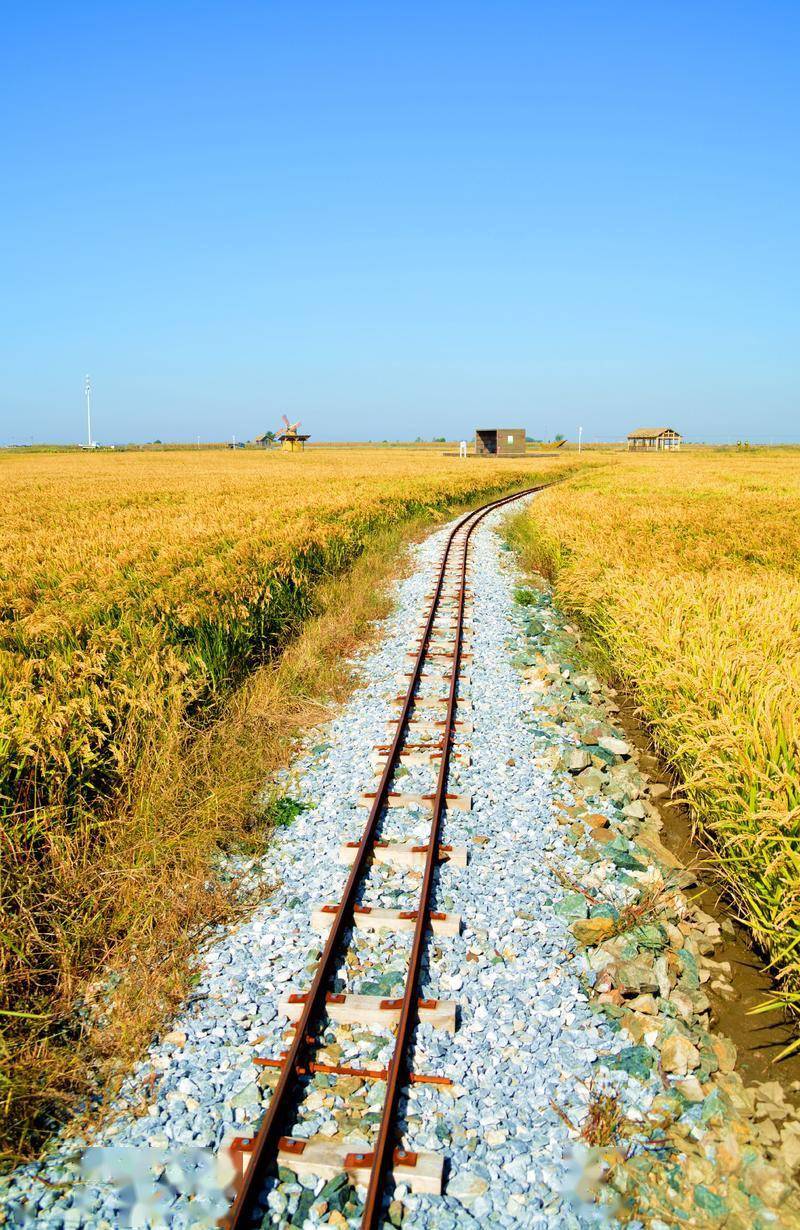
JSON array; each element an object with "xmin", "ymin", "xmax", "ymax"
[{"xmin": 1, "ymin": 3, "xmax": 798, "ymax": 445}]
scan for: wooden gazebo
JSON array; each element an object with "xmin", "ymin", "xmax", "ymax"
[{"xmin": 278, "ymin": 432, "xmax": 310, "ymax": 452}]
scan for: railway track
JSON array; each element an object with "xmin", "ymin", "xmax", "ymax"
[{"xmin": 224, "ymin": 484, "xmax": 546, "ymax": 1230}]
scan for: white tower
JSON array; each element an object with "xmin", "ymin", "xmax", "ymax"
[{"xmin": 85, "ymin": 374, "xmax": 92, "ymax": 447}]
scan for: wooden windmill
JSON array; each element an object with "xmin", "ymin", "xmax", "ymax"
[{"xmin": 277, "ymin": 415, "xmax": 311, "ymax": 452}]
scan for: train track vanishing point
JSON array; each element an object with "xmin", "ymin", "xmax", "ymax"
[{"xmin": 225, "ymin": 484, "xmax": 547, "ymax": 1230}]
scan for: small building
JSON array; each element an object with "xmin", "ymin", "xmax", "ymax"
[
  {"xmin": 627, "ymin": 427, "xmax": 682, "ymax": 452},
  {"xmin": 474, "ymin": 428, "xmax": 526, "ymax": 457},
  {"xmin": 254, "ymin": 432, "xmax": 275, "ymax": 448}
]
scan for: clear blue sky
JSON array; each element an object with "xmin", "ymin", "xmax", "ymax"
[{"xmin": 1, "ymin": 2, "xmax": 798, "ymax": 445}]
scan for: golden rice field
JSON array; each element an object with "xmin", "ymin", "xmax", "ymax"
[
  {"xmin": 508, "ymin": 450, "xmax": 800, "ymax": 1031},
  {"xmin": 0, "ymin": 447, "xmax": 571, "ymax": 1158},
  {"xmin": 1, "ymin": 448, "xmax": 563, "ymax": 822}
]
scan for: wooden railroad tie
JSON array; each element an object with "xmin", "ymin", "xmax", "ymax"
[
  {"xmin": 358, "ymin": 790, "xmax": 472, "ymax": 811},
  {"xmin": 254, "ymin": 1055, "xmax": 452, "ymax": 1089},
  {"xmin": 370, "ymin": 748, "xmax": 471, "ymax": 769},
  {"xmin": 312, "ymin": 905, "xmax": 462, "ymax": 938},
  {"xmin": 405, "ymin": 649, "xmax": 474, "ymax": 662},
  {"xmin": 338, "ymin": 840, "xmax": 468, "ymax": 869},
  {"xmin": 416, "ymin": 629, "xmax": 473, "ymax": 639},
  {"xmin": 413, "ymin": 629, "xmax": 472, "ymax": 643},
  {"xmin": 269, "ymin": 1137, "xmax": 444, "ymax": 1196},
  {"xmin": 416, "ymin": 611, "xmax": 472, "ymax": 622},
  {"xmin": 414, "ymin": 619, "xmax": 473, "ymax": 632},
  {"xmin": 279, "ymin": 990, "xmax": 457, "ymax": 1032},
  {"xmin": 390, "ymin": 695, "xmax": 473, "ymax": 713},
  {"xmin": 394, "ymin": 684, "xmax": 472, "ymax": 699},
  {"xmin": 386, "ymin": 718, "xmax": 474, "ymax": 735},
  {"xmin": 408, "ymin": 649, "xmax": 474, "ymax": 661},
  {"xmin": 395, "ymin": 685, "xmax": 472, "ymax": 700},
  {"xmin": 399, "ymin": 664, "xmax": 473, "ymax": 678},
  {"xmin": 412, "ymin": 629, "xmax": 463, "ymax": 638}
]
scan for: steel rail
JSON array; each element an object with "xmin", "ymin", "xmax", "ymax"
[
  {"xmin": 359, "ymin": 484, "xmax": 543, "ymax": 1229},
  {"xmin": 225, "ymin": 483, "xmax": 545, "ymax": 1230}
]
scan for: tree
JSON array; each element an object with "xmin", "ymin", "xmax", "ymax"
[{"xmin": 554, "ymin": 433, "xmax": 565, "ymax": 443}]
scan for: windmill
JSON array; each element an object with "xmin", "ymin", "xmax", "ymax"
[
  {"xmin": 276, "ymin": 415, "xmax": 310, "ymax": 452},
  {"xmin": 280, "ymin": 414, "xmax": 302, "ymax": 438}
]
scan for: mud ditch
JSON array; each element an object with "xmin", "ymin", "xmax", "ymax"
[{"xmin": 613, "ymin": 692, "xmax": 800, "ymax": 1094}]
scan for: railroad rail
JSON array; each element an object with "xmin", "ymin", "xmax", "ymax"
[{"xmin": 224, "ymin": 484, "xmax": 547, "ymax": 1230}]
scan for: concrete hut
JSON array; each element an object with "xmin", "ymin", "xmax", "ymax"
[
  {"xmin": 474, "ymin": 428, "xmax": 526, "ymax": 457},
  {"xmin": 627, "ymin": 427, "xmax": 682, "ymax": 452}
]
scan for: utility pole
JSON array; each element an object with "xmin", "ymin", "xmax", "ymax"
[
  {"xmin": 578, "ymin": 425, "xmax": 583, "ymax": 454},
  {"xmin": 85, "ymin": 374, "xmax": 92, "ymax": 447}
]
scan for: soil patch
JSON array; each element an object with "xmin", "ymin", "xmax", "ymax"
[{"xmin": 613, "ymin": 690, "xmax": 800, "ymax": 1092}]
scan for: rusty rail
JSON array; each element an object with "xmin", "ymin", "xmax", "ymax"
[{"xmin": 225, "ymin": 483, "xmax": 546, "ymax": 1230}]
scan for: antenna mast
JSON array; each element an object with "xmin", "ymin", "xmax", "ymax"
[{"xmin": 85, "ymin": 374, "xmax": 92, "ymax": 447}]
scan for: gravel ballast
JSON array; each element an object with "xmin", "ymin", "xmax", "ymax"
[{"xmin": 4, "ymin": 496, "xmax": 796, "ymax": 1229}]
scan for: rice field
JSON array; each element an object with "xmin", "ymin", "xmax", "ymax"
[
  {"xmin": 507, "ymin": 450, "xmax": 800, "ymax": 1031},
  {"xmin": 0, "ymin": 446, "xmax": 573, "ymax": 1158},
  {"xmin": 1, "ymin": 449, "xmax": 567, "ymax": 818}
]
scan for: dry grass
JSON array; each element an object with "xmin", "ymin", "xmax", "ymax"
[
  {"xmin": 1, "ymin": 450, "xmax": 575, "ymax": 1162},
  {"xmin": 550, "ymin": 861, "xmax": 678, "ymax": 940},
  {"xmin": 2, "ymin": 511, "xmax": 416, "ymax": 1160},
  {"xmin": 507, "ymin": 451, "xmax": 800, "ymax": 1035},
  {"xmin": 552, "ymin": 1079, "xmax": 629, "ymax": 1149}
]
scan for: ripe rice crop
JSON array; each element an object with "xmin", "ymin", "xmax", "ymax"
[
  {"xmin": 507, "ymin": 451, "xmax": 800, "ymax": 1034},
  {"xmin": 1, "ymin": 448, "xmax": 563, "ymax": 823},
  {"xmin": 0, "ymin": 447, "xmax": 572, "ymax": 1159}
]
